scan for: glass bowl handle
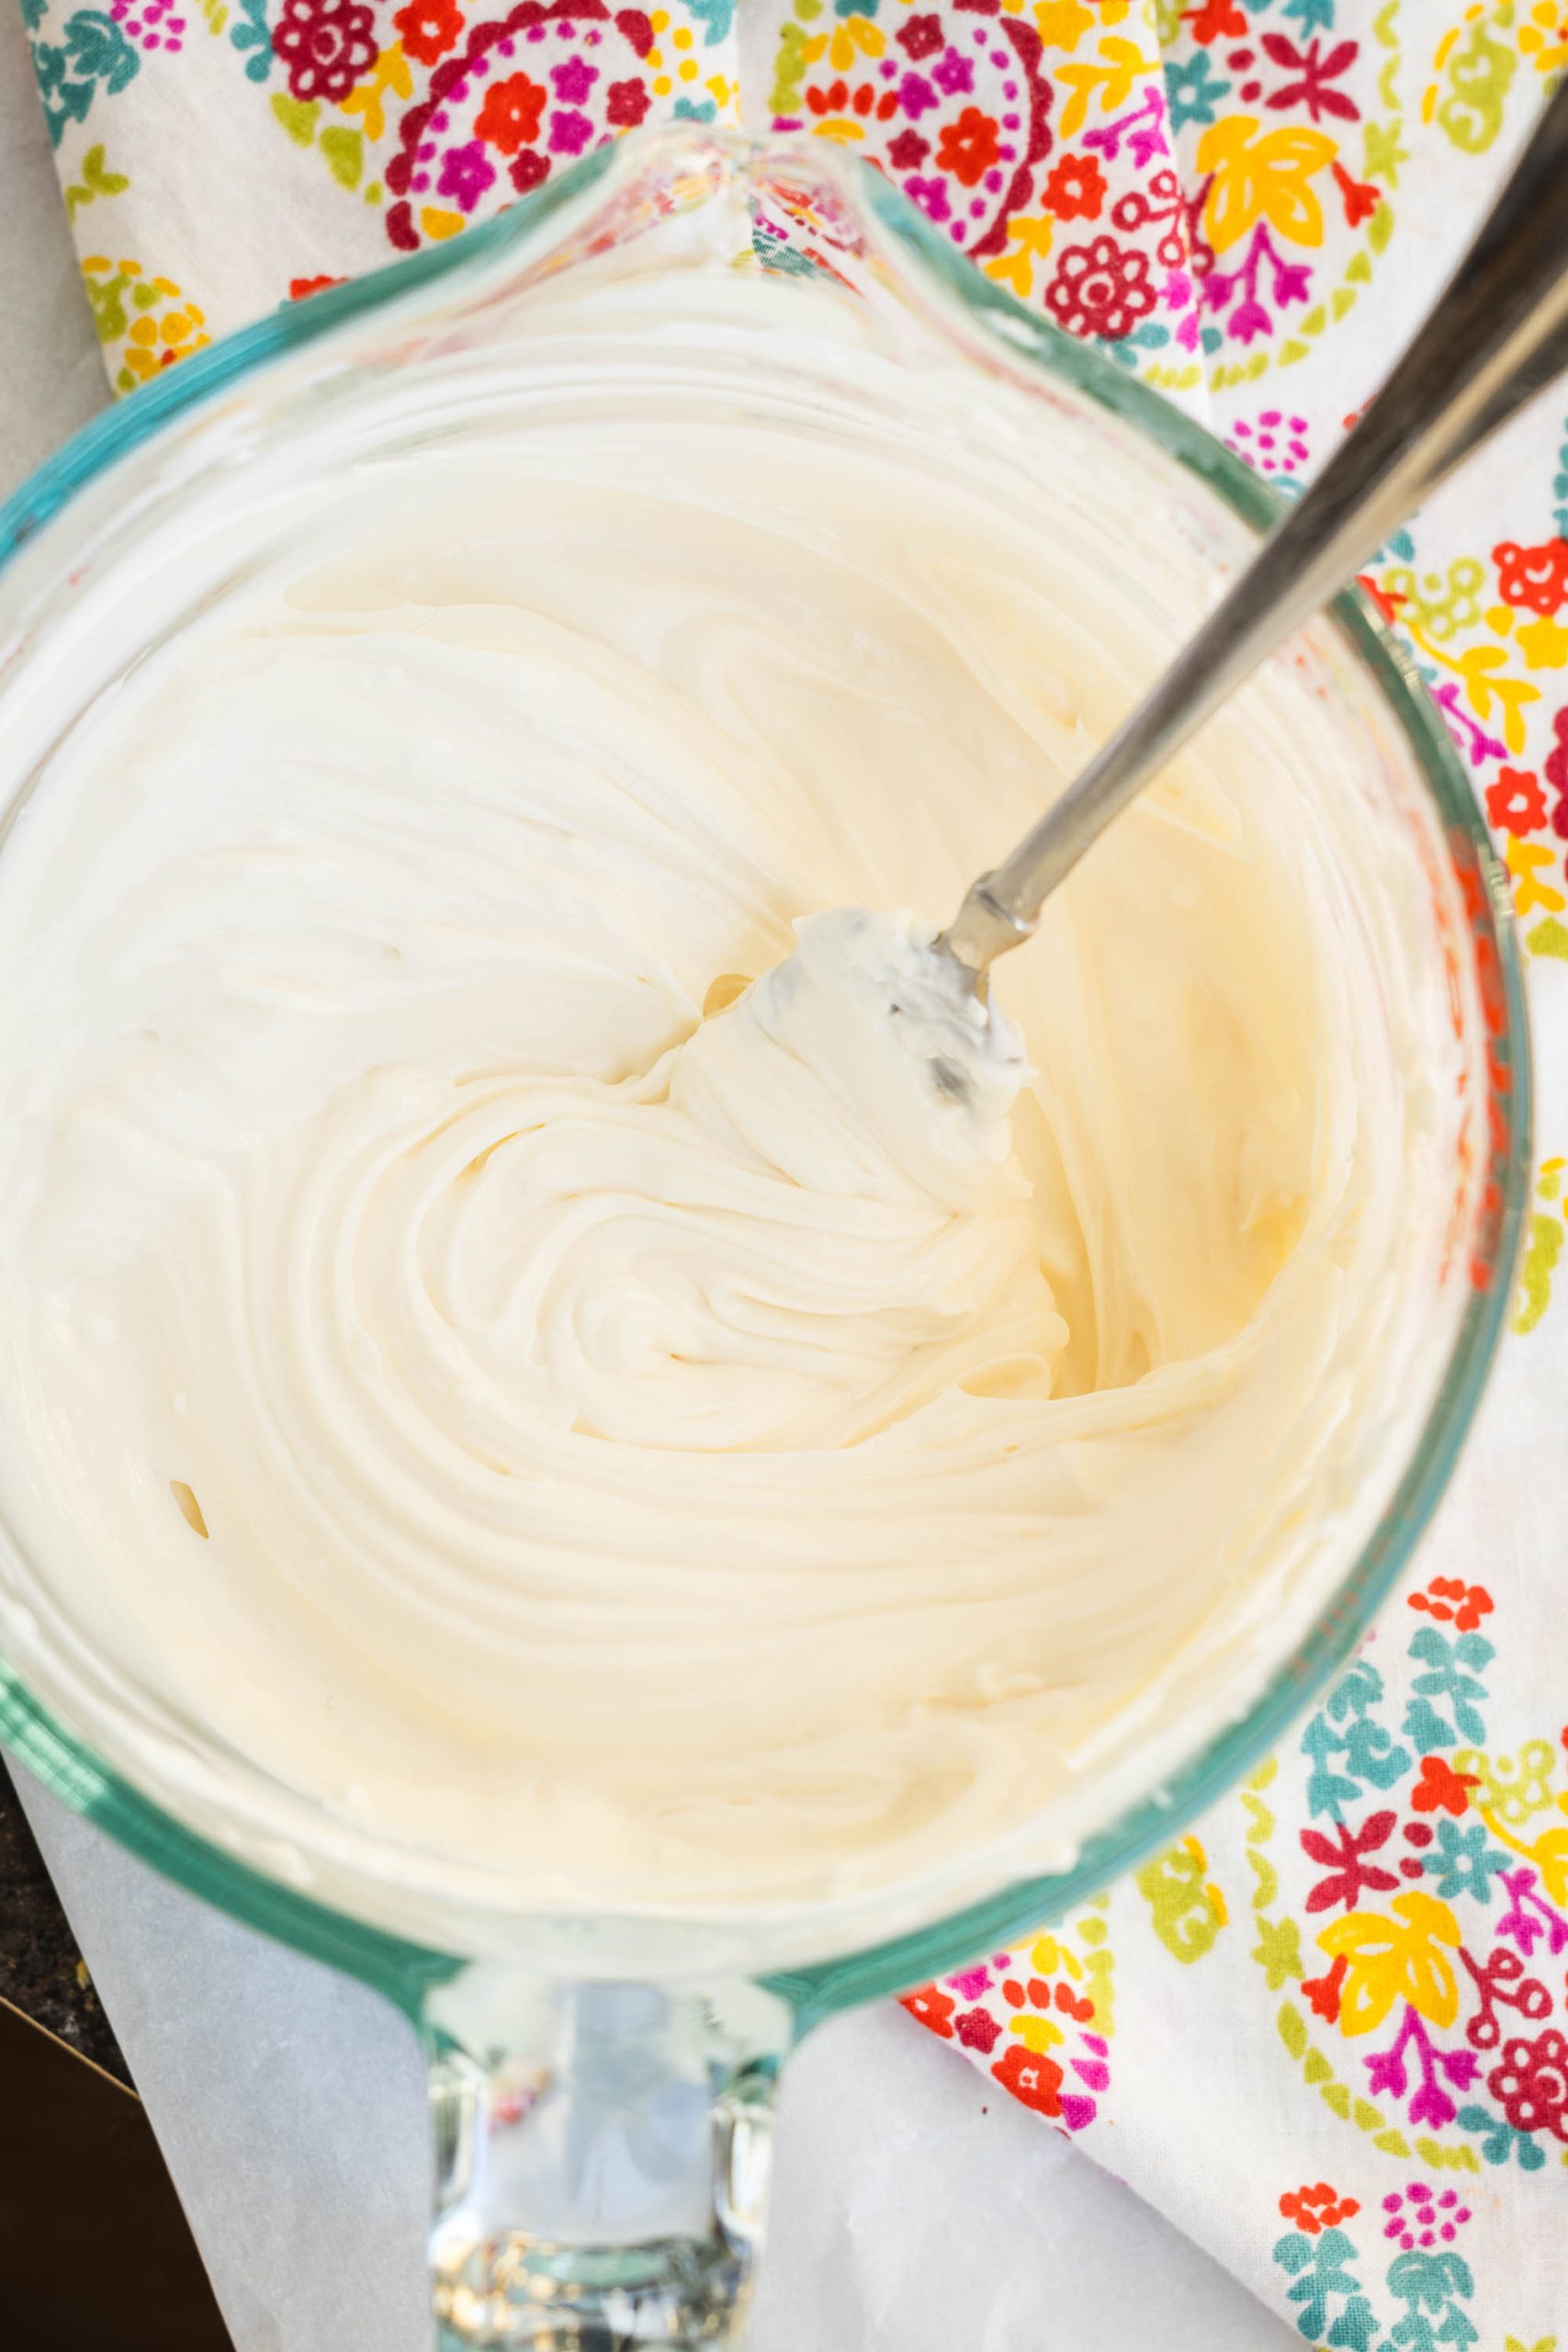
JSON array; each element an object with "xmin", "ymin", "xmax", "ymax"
[{"xmin": 423, "ymin": 1968, "xmax": 791, "ymax": 2347}]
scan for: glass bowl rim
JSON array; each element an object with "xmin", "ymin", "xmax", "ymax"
[{"xmin": 0, "ymin": 127, "xmax": 1533, "ymax": 2026}]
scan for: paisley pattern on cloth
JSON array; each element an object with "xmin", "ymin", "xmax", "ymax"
[{"xmin": 18, "ymin": 1, "xmax": 1568, "ymax": 2338}]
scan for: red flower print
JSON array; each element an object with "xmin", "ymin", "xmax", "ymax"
[
  {"xmin": 899, "ymin": 1984, "xmax": 954, "ymax": 2037},
  {"xmin": 1495, "ymin": 537, "xmax": 1568, "ymax": 616},
  {"xmin": 887, "ymin": 129, "xmax": 930, "ymax": 170},
  {"xmin": 991, "ymin": 2041, "xmax": 1064, "ymax": 2117},
  {"xmin": 392, "ymin": 0, "xmax": 462, "ymax": 65},
  {"xmin": 1044, "ymin": 237, "xmax": 1156, "ymax": 342},
  {"xmin": 1302, "ymin": 1954, "xmax": 1348, "ymax": 2024},
  {"xmin": 1042, "ymin": 153, "xmax": 1106, "ymax": 221},
  {"xmin": 605, "ymin": 76, "xmax": 649, "ymax": 128},
  {"xmin": 1460, "ymin": 1944, "xmax": 1551, "ymax": 2052},
  {"xmin": 1487, "ymin": 2028, "xmax": 1568, "ymax": 2140},
  {"xmin": 475, "ymin": 70, "xmax": 547, "ymax": 153},
  {"xmin": 272, "ymin": 0, "xmax": 377, "ymax": 102},
  {"xmin": 1279, "ymin": 2182, "xmax": 1360, "ymax": 2236},
  {"xmin": 1260, "ymin": 33, "xmax": 1359, "ymax": 122},
  {"xmin": 935, "ymin": 106, "xmax": 1002, "ymax": 189},
  {"xmin": 1185, "ymin": 0, "xmax": 1246, "ymax": 40},
  {"xmin": 510, "ymin": 150, "xmax": 549, "ymax": 194},
  {"xmin": 953, "ymin": 2007, "xmax": 1001, "ymax": 2053},
  {"xmin": 1486, "ymin": 765, "xmax": 1549, "ymax": 835},
  {"xmin": 897, "ymin": 10, "xmax": 943, "ymax": 59},
  {"xmin": 1411, "ymin": 1754, "xmax": 1481, "ymax": 1816},
  {"xmin": 288, "ymin": 274, "xmax": 345, "ymax": 300},
  {"xmin": 1408, "ymin": 1576, "xmax": 1494, "ymax": 1634},
  {"xmin": 1301, "ymin": 1812, "xmax": 1400, "ymax": 1912}
]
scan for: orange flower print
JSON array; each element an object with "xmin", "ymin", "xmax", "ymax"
[
  {"xmin": 1278, "ymin": 2182, "xmax": 1360, "ymax": 2235},
  {"xmin": 899, "ymin": 1984, "xmax": 954, "ymax": 2037},
  {"xmin": 1041, "ymin": 153, "xmax": 1106, "ymax": 220},
  {"xmin": 991, "ymin": 2041, "xmax": 1064, "ymax": 2116},
  {"xmin": 936, "ymin": 106, "xmax": 1002, "ymax": 188},
  {"xmin": 1411, "ymin": 1754, "xmax": 1481, "ymax": 1817},
  {"xmin": 1408, "ymin": 1576, "xmax": 1494, "ymax": 1634},
  {"xmin": 1486, "ymin": 765, "xmax": 1549, "ymax": 835},
  {"xmin": 1186, "ymin": 0, "xmax": 1247, "ymax": 40},
  {"xmin": 475, "ymin": 69, "xmax": 547, "ymax": 153},
  {"xmin": 393, "ymin": 0, "xmax": 464, "ymax": 66},
  {"xmin": 1495, "ymin": 537, "xmax": 1568, "ymax": 616}
]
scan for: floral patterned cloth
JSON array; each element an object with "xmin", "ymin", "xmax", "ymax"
[{"xmin": 19, "ymin": 0, "xmax": 1568, "ymax": 2340}]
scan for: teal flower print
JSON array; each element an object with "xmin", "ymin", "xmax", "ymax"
[
  {"xmin": 1422, "ymin": 1819, "xmax": 1509, "ymax": 1905},
  {"xmin": 229, "ymin": 0, "xmax": 274, "ymax": 81},
  {"xmin": 1282, "ymin": 0, "xmax": 1337, "ymax": 30},
  {"xmin": 28, "ymin": 8, "xmax": 140, "ymax": 148},
  {"xmin": 1165, "ymin": 51, "xmax": 1231, "ymax": 133}
]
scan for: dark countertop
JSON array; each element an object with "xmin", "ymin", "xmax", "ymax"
[{"xmin": 0, "ymin": 1763, "xmax": 129, "ymax": 2086}]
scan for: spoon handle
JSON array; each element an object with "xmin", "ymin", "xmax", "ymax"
[{"xmin": 941, "ymin": 75, "xmax": 1568, "ymax": 979}]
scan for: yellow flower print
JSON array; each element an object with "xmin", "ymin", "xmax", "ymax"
[
  {"xmin": 339, "ymin": 40, "xmax": 412, "ymax": 143},
  {"xmin": 1057, "ymin": 33, "xmax": 1155, "ymax": 139},
  {"xmin": 82, "ymin": 255, "xmax": 212, "ymax": 398},
  {"xmin": 1033, "ymin": 0, "xmax": 1095, "ymax": 49},
  {"xmin": 828, "ymin": 13, "xmax": 883, "ymax": 71},
  {"xmin": 983, "ymin": 213, "xmax": 1055, "ymax": 300},
  {"xmin": 1450, "ymin": 642, "xmax": 1540, "ymax": 752},
  {"xmin": 1027, "ymin": 1930, "xmax": 1083, "ymax": 1981},
  {"xmin": 1009, "ymin": 2010, "xmax": 1066, "ymax": 2053},
  {"xmin": 1519, "ymin": 0, "xmax": 1568, "ymax": 74},
  {"xmin": 1196, "ymin": 116, "xmax": 1339, "ymax": 254},
  {"xmin": 1517, "ymin": 614, "xmax": 1568, "ymax": 669},
  {"xmin": 1314, "ymin": 1890, "xmax": 1462, "ymax": 2038},
  {"xmin": 1503, "ymin": 836, "xmax": 1564, "ymax": 920}
]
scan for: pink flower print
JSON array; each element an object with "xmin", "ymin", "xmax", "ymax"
[
  {"xmin": 1362, "ymin": 2005, "xmax": 1479, "ymax": 2132},
  {"xmin": 1203, "ymin": 223, "xmax": 1311, "ymax": 345},
  {"xmin": 1382, "ymin": 2182, "xmax": 1472, "ymax": 2253},
  {"xmin": 437, "ymin": 138, "xmax": 496, "ymax": 213},
  {"xmin": 550, "ymin": 54, "xmax": 597, "ymax": 104},
  {"xmin": 932, "ymin": 48, "xmax": 974, "ymax": 96},
  {"xmin": 549, "ymin": 107, "xmax": 594, "ymax": 155},
  {"xmin": 108, "ymin": 0, "xmax": 186, "ymax": 54},
  {"xmin": 904, "ymin": 175, "xmax": 951, "ymax": 225},
  {"xmin": 897, "ymin": 71, "xmax": 939, "ymax": 118},
  {"xmin": 1228, "ymin": 411, "xmax": 1311, "ymax": 477}
]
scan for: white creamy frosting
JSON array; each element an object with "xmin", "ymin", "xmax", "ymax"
[{"xmin": 0, "ymin": 345, "xmax": 1456, "ymax": 1939}]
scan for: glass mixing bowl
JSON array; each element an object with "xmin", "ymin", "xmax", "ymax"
[{"xmin": 0, "ymin": 127, "xmax": 1530, "ymax": 2349}]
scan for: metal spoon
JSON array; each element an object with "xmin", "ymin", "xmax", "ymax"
[{"xmin": 938, "ymin": 75, "xmax": 1568, "ymax": 989}]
